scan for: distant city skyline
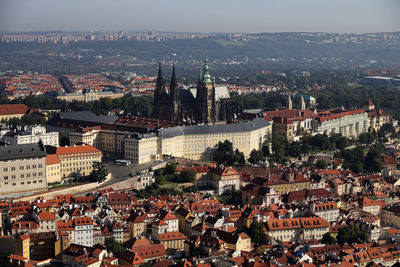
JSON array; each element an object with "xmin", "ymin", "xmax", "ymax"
[{"xmin": 0, "ymin": 0, "xmax": 399, "ymax": 34}]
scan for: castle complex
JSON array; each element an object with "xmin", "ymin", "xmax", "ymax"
[{"xmin": 152, "ymin": 58, "xmax": 236, "ymax": 123}]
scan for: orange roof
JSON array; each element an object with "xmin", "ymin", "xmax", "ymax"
[
  {"xmin": 50, "ymin": 144, "xmax": 102, "ymax": 155},
  {"xmin": 314, "ymin": 202, "xmax": 338, "ymax": 211},
  {"xmin": 74, "ymin": 217, "xmax": 93, "ymax": 226},
  {"xmin": 38, "ymin": 211, "xmax": 55, "ymax": 221},
  {"xmin": 0, "ymin": 103, "xmax": 29, "ymax": 115},
  {"xmin": 46, "ymin": 154, "xmax": 60, "ymax": 165},
  {"xmin": 159, "ymin": 231, "xmax": 187, "ymax": 241},
  {"xmin": 318, "ymin": 109, "xmax": 366, "ymax": 122}
]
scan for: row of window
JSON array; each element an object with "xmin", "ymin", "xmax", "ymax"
[
  {"xmin": 3, "ymin": 172, "xmax": 43, "ymax": 180},
  {"xmin": 2, "ymin": 179, "xmax": 43, "ymax": 186},
  {"xmin": 3, "ymin": 164, "xmax": 43, "ymax": 172}
]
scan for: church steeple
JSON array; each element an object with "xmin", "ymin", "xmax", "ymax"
[
  {"xmin": 156, "ymin": 62, "xmax": 165, "ymax": 94},
  {"xmin": 287, "ymin": 95, "xmax": 293, "ymax": 109},
  {"xmin": 299, "ymin": 96, "xmax": 306, "ymax": 110},
  {"xmin": 169, "ymin": 64, "xmax": 180, "ymax": 121},
  {"xmin": 170, "ymin": 64, "xmax": 178, "ymax": 101},
  {"xmin": 199, "ymin": 56, "xmax": 212, "ymax": 83}
]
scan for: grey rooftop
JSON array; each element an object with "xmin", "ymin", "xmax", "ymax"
[{"xmin": 0, "ymin": 143, "xmax": 47, "ymax": 161}]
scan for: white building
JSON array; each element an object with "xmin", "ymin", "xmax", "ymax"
[
  {"xmin": 125, "ymin": 118, "xmax": 272, "ymax": 164},
  {"xmin": 314, "ymin": 109, "xmax": 368, "ymax": 137},
  {"xmin": 3, "ymin": 125, "xmax": 59, "ymax": 147},
  {"xmin": 159, "ymin": 211, "xmax": 179, "ymax": 233},
  {"xmin": 211, "ymin": 166, "xmax": 241, "ymax": 195},
  {"xmin": 311, "ymin": 202, "xmax": 340, "ymax": 222},
  {"xmin": 0, "ymin": 143, "xmax": 48, "ymax": 196},
  {"xmin": 73, "ymin": 217, "xmax": 94, "ymax": 247}
]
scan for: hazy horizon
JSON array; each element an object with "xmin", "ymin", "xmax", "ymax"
[{"xmin": 0, "ymin": 0, "xmax": 399, "ymax": 34}]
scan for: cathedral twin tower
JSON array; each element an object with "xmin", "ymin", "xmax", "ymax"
[{"xmin": 152, "ymin": 57, "xmax": 232, "ymax": 124}]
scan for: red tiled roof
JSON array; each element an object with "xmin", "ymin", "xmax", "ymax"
[
  {"xmin": 74, "ymin": 216, "xmax": 93, "ymax": 226},
  {"xmin": 0, "ymin": 104, "xmax": 29, "ymax": 115},
  {"xmin": 46, "ymin": 154, "xmax": 60, "ymax": 165},
  {"xmin": 48, "ymin": 144, "xmax": 102, "ymax": 156},
  {"xmin": 38, "ymin": 211, "xmax": 55, "ymax": 221},
  {"xmin": 159, "ymin": 231, "xmax": 187, "ymax": 241},
  {"xmin": 132, "ymin": 243, "xmax": 166, "ymax": 259},
  {"xmin": 317, "ymin": 109, "xmax": 366, "ymax": 122}
]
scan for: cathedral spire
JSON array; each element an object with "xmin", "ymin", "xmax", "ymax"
[
  {"xmin": 156, "ymin": 62, "xmax": 165, "ymax": 93},
  {"xmin": 171, "ymin": 64, "xmax": 176, "ymax": 88},
  {"xmin": 170, "ymin": 64, "xmax": 178, "ymax": 100}
]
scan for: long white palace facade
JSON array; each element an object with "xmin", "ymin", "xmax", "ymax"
[{"xmin": 124, "ymin": 118, "xmax": 272, "ymax": 164}]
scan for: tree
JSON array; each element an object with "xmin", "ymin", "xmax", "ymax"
[
  {"xmin": 155, "ymin": 175, "xmax": 166, "ymax": 185},
  {"xmin": 246, "ymin": 221, "xmax": 266, "ymax": 246},
  {"xmin": 261, "ymin": 142, "xmax": 270, "ymax": 157},
  {"xmin": 105, "ymin": 237, "xmax": 126, "ymax": 257},
  {"xmin": 335, "ymin": 136, "xmax": 349, "ymax": 150},
  {"xmin": 248, "ymin": 149, "xmax": 264, "ymax": 164},
  {"xmin": 364, "ymin": 148, "xmax": 383, "ymax": 173},
  {"xmin": 177, "ymin": 169, "xmax": 196, "ymax": 183},
  {"xmin": 233, "ymin": 149, "xmax": 245, "ymax": 165},
  {"xmin": 337, "ymin": 224, "xmax": 368, "ymax": 245},
  {"xmin": 261, "ymin": 131, "xmax": 272, "ymax": 156},
  {"xmin": 321, "ymin": 232, "xmax": 336, "ymax": 245},
  {"xmin": 59, "ymin": 131, "xmax": 69, "ymax": 147},
  {"xmin": 213, "ymin": 140, "xmax": 244, "ymax": 165},
  {"xmin": 272, "ymin": 135, "xmax": 288, "ymax": 163},
  {"xmin": 165, "ymin": 163, "xmax": 177, "ymax": 175},
  {"xmin": 213, "ymin": 140, "xmax": 235, "ymax": 165},
  {"xmin": 315, "ymin": 159, "xmax": 328, "ymax": 169},
  {"xmin": 89, "ymin": 162, "xmax": 108, "ymax": 183}
]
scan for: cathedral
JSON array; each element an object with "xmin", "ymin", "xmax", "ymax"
[{"xmin": 151, "ymin": 58, "xmax": 236, "ymax": 124}]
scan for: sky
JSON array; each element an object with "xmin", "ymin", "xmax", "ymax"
[{"xmin": 0, "ymin": 0, "xmax": 399, "ymax": 33}]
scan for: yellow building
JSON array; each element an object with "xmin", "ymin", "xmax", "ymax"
[
  {"xmin": 57, "ymin": 90, "xmax": 125, "ymax": 102},
  {"xmin": 128, "ymin": 212, "xmax": 148, "ymax": 238},
  {"xmin": 266, "ymin": 170, "xmax": 310, "ymax": 196},
  {"xmin": 159, "ymin": 232, "xmax": 187, "ymax": 251},
  {"xmin": 46, "ymin": 155, "xmax": 61, "ymax": 183},
  {"xmin": 266, "ymin": 217, "xmax": 329, "ymax": 242},
  {"xmin": 46, "ymin": 144, "xmax": 103, "ymax": 178},
  {"xmin": 0, "ymin": 104, "xmax": 29, "ymax": 121},
  {"xmin": 382, "ymin": 206, "xmax": 400, "ymax": 227},
  {"xmin": 125, "ymin": 118, "xmax": 272, "ymax": 164},
  {"xmin": 174, "ymin": 207, "xmax": 193, "ymax": 234},
  {"xmin": 0, "ymin": 234, "xmax": 30, "ymax": 259}
]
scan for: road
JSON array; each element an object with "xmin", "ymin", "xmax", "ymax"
[{"xmin": 98, "ymin": 161, "xmax": 162, "ymax": 189}]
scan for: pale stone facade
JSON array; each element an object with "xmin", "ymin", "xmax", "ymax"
[
  {"xmin": 47, "ymin": 144, "xmax": 103, "ymax": 178},
  {"xmin": 124, "ymin": 118, "xmax": 272, "ymax": 164},
  {"xmin": 3, "ymin": 125, "xmax": 59, "ymax": 147},
  {"xmin": 314, "ymin": 109, "xmax": 369, "ymax": 137},
  {"xmin": 0, "ymin": 144, "xmax": 47, "ymax": 196}
]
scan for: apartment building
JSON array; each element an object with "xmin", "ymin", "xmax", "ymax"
[
  {"xmin": 266, "ymin": 217, "xmax": 329, "ymax": 242},
  {"xmin": 0, "ymin": 143, "xmax": 47, "ymax": 196},
  {"xmin": 311, "ymin": 202, "xmax": 340, "ymax": 222},
  {"xmin": 125, "ymin": 118, "xmax": 272, "ymax": 164},
  {"xmin": 46, "ymin": 144, "xmax": 103, "ymax": 178},
  {"xmin": 73, "ymin": 217, "xmax": 94, "ymax": 247}
]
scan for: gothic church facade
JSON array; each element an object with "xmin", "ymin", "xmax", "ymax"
[{"xmin": 152, "ymin": 58, "xmax": 236, "ymax": 123}]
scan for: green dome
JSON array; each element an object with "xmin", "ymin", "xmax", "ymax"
[{"xmin": 199, "ymin": 56, "xmax": 212, "ymax": 83}]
